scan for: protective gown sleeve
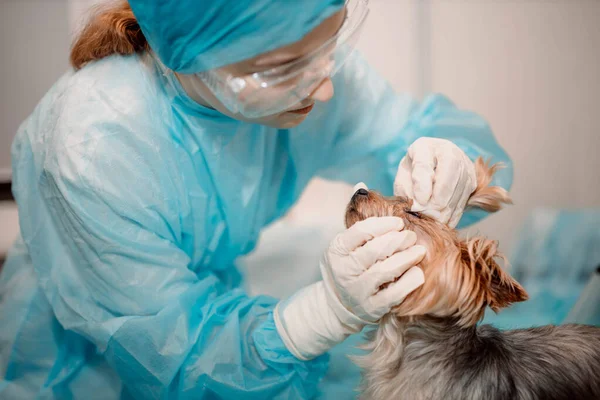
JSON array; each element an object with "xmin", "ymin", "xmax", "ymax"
[
  {"xmin": 319, "ymin": 52, "xmax": 513, "ymax": 228},
  {"xmin": 32, "ymin": 108, "xmax": 328, "ymax": 399}
]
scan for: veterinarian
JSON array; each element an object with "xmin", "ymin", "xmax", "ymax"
[{"xmin": 0, "ymin": 0, "xmax": 512, "ymax": 398}]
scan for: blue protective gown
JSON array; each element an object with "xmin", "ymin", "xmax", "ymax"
[{"xmin": 0, "ymin": 51, "xmax": 512, "ymax": 399}]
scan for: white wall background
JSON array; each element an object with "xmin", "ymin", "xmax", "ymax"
[
  {"xmin": 428, "ymin": 0, "xmax": 600, "ymax": 256},
  {"xmin": 0, "ymin": 0, "xmax": 71, "ymax": 181},
  {"xmin": 2, "ymin": 1, "xmax": 599, "ymax": 287}
]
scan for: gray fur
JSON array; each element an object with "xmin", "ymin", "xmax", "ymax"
[{"xmin": 357, "ymin": 316, "xmax": 600, "ymax": 400}]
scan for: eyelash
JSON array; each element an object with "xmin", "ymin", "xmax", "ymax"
[{"xmin": 406, "ymin": 210, "xmax": 422, "ymax": 218}]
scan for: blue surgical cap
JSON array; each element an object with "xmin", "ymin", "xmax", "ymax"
[{"xmin": 128, "ymin": 0, "xmax": 346, "ymax": 73}]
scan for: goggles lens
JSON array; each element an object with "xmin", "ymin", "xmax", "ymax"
[{"xmin": 198, "ymin": 0, "xmax": 370, "ymax": 118}]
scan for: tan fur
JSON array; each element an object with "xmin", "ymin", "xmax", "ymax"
[
  {"xmin": 466, "ymin": 158, "xmax": 513, "ymax": 212},
  {"xmin": 345, "ymin": 157, "xmax": 526, "ymax": 328},
  {"xmin": 70, "ymin": 1, "xmax": 148, "ymax": 70}
]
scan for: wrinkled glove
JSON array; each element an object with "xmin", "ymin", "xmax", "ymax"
[
  {"xmin": 394, "ymin": 137, "xmax": 477, "ymax": 228},
  {"xmin": 274, "ymin": 217, "xmax": 426, "ymax": 360}
]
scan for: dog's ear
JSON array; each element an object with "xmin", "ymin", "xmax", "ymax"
[
  {"xmin": 487, "ymin": 259, "xmax": 529, "ymax": 312},
  {"xmin": 461, "ymin": 237, "xmax": 529, "ymax": 313},
  {"xmin": 467, "ymin": 157, "xmax": 512, "ymax": 212}
]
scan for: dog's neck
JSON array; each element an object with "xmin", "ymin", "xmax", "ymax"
[
  {"xmin": 401, "ymin": 315, "xmax": 483, "ymax": 353},
  {"xmin": 357, "ymin": 314, "xmax": 483, "ymax": 399},
  {"xmin": 365, "ymin": 314, "xmax": 479, "ymax": 355}
]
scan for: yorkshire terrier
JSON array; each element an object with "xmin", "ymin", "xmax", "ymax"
[{"xmin": 345, "ymin": 158, "xmax": 600, "ymax": 400}]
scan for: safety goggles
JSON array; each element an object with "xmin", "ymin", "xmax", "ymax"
[{"xmin": 197, "ymin": 0, "xmax": 370, "ymax": 118}]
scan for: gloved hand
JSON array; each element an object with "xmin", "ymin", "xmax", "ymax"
[
  {"xmin": 394, "ymin": 137, "xmax": 477, "ymax": 228},
  {"xmin": 274, "ymin": 217, "xmax": 426, "ymax": 360}
]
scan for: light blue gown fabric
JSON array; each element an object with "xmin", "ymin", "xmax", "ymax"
[
  {"xmin": 127, "ymin": 0, "xmax": 345, "ymax": 72},
  {"xmin": 0, "ymin": 51, "xmax": 512, "ymax": 399}
]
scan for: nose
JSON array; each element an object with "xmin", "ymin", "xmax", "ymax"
[
  {"xmin": 352, "ymin": 188, "xmax": 369, "ymax": 202},
  {"xmin": 309, "ymin": 78, "xmax": 334, "ymax": 103}
]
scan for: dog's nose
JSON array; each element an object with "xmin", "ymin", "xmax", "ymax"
[{"xmin": 355, "ymin": 188, "xmax": 369, "ymax": 196}]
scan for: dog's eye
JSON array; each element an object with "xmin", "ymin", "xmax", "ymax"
[{"xmin": 406, "ymin": 210, "xmax": 422, "ymax": 218}]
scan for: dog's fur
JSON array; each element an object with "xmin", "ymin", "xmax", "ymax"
[{"xmin": 345, "ymin": 158, "xmax": 600, "ymax": 400}]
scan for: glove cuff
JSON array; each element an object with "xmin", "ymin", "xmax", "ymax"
[{"xmin": 274, "ymin": 281, "xmax": 368, "ymax": 360}]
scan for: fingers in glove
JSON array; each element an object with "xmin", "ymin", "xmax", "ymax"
[
  {"xmin": 363, "ymin": 244, "xmax": 427, "ymax": 293},
  {"xmin": 408, "ymin": 139, "xmax": 436, "ymax": 206},
  {"xmin": 430, "ymin": 147, "xmax": 462, "ymax": 210},
  {"xmin": 351, "ymin": 230, "xmax": 418, "ymax": 271},
  {"xmin": 334, "ymin": 216, "xmax": 405, "ymax": 254},
  {"xmin": 442, "ymin": 154, "xmax": 477, "ymax": 228},
  {"xmin": 447, "ymin": 195, "xmax": 469, "ymax": 228},
  {"xmin": 371, "ymin": 266, "xmax": 425, "ymax": 310}
]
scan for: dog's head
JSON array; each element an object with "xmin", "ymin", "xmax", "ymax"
[{"xmin": 345, "ymin": 158, "xmax": 528, "ymax": 327}]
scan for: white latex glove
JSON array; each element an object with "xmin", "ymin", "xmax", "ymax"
[
  {"xmin": 394, "ymin": 137, "xmax": 477, "ymax": 228},
  {"xmin": 274, "ymin": 217, "xmax": 426, "ymax": 360}
]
